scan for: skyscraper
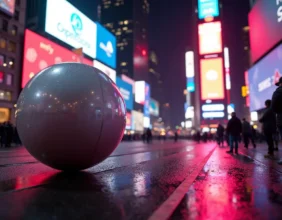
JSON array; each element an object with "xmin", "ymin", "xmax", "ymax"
[
  {"xmin": 0, "ymin": 0, "xmax": 27, "ymax": 123},
  {"xmin": 99, "ymin": 0, "xmax": 149, "ymax": 82}
]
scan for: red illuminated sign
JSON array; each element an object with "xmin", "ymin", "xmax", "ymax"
[
  {"xmin": 200, "ymin": 58, "xmax": 225, "ymax": 100},
  {"xmin": 22, "ymin": 30, "xmax": 93, "ymax": 88},
  {"xmin": 126, "ymin": 112, "xmax": 131, "ymax": 129},
  {"xmin": 198, "ymin": 21, "xmax": 222, "ymax": 55}
]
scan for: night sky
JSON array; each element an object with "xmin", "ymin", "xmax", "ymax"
[{"xmin": 69, "ymin": 0, "xmax": 250, "ymax": 127}]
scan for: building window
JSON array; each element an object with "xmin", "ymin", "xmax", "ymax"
[
  {"xmin": 0, "ymin": 38, "xmax": 6, "ymax": 49},
  {"xmin": 10, "ymin": 25, "xmax": 17, "ymax": 36},
  {"xmin": 2, "ymin": 20, "xmax": 8, "ymax": 32},
  {"xmin": 0, "ymin": 72, "xmax": 3, "ymax": 83},
  {"xmin": 8, "ymin": 42, "xmax": 16, "ymax": 53},
  {"xmin": 0, "ymin": 90, "xmax": 12, "ymax": 101},
  {"xmin": 6, "ymin": 74, "xmax": 12, "ymax": 86},
  {"xmin": 14, "ymin": 10, "xmax": 19, "ymax": 20},
  {"xmin": 0, "ymin": 54, "xmax": 5, "ymax": 66},
  {"xmin": 7, "ymin": 58, "xmax": 14, "ymax": 69},
  {"xmin": 120, "ymin": 62, "xmax": 127, "ymax": 66},
  {"xmin": 0, "ymin": 108, "xmax": 10, "ymax": 123}
]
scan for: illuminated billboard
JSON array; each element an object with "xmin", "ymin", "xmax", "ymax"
[
  {"xmin": 96, "ymin": 23, "xmax": 116, "ymax": 68},
  {"xmin": 198, "ymin": 0, "xmax": 219, "ymax": 19},
  {"xmin": 126, "ymin": 112, "xmax": 131, "ymax": 129},
  {"xmin": 121, "ymin": 74, "xmax": 135, "ymax": 94},
  {"xmin": 224, "ymin": 47, "xmax": 231, "ymax": 90},
  {"xmin": 116, "ymin": 77, "xmax": 133, "ymax": 110},
  {"xmin": 132, "ymin": 110, "xmax": 144, "ymax": 132},
  {"xmin": 248, "ymin": 43, "xmax": 282, "ymax": 111},
  {"xmin": 185, "ymin": 51, "xmax": 195, "ymax": 92},
  {"xmin": 199, "ymin": 22, "xmax": 222, "ymax": 55},
  {"xmin": 144, "ymin": 83, "xmax": 151, "ymax": 117},
  {"xmin": 200, "ymin": 58, "xmax": 225, "ymax": 100},
  {"xmin": 0, "ymin": 0, "xmax": 15, "ymax": 15},
  {"xmin": 93, "ymin": 60, "xmax": 116, "ymax": 82},
  {"xmin": 185, "ymin": 51, "xmax": 195, "ymax": 78},
  {"xmin": 135, "ymin": 81, "xmax": 146, "ymax": 104},
  {"xmin": 45, "ymin": 0, "xmax": 97, "ymax": 58},
  {"xmin": 22, "ymin": 29, "xmax": 92, "ymax": 88},
  {"xmin": 149, "ymin": 98, "xmax": 159, "ymax": 116},
  {"xmin": 249, "ymin": 0, "xmax": 282, "ymax": 63}
]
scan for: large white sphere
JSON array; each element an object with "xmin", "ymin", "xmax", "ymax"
[{"xmin": 16, "ymin": 63, "xmax": 126, "ymax": 171}]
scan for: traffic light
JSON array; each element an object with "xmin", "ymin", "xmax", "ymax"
[{"xmin": 142, "ymin": 49, "xmax": 147, "ymax": 56}]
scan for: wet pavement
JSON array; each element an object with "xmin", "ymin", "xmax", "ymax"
[
  {"xmin": 0, "ymin": 141, "xmax": 282, "ymax": 219},
  {"xmin": 171, "ymin": 144, "xmax": 282, "ymax": 220}
]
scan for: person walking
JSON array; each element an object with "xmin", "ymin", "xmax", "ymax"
[
  {"xmin": 174, "ymin": 131, "xmax": 178, "ymax": 143},
  {"xmin": 226, "ymin": 112, "xmax": 242, "ymax": 154},
  {"xmin": 146, "ymin": 128, "xmax": 152, "ymax": 144},
  {"xmin": 242, "ymin": 118, "xmax": 256, "ymax": 149},
  {"xmin": 259, "ymin": 100, "xmax": 276, "ymax": 158},
  {"xmin": 216, "ymin": 124, "xmax": 225, "ymax": 147},
  {"xmin": 273, "ymin": 77, "xmax": 282, "ymax": 140}
]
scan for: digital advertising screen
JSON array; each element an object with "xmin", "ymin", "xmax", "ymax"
[
  {"xmin": 198, "ymin": 0, "xmax": 219, "ymax": 19},
  {"xmin": 249, "ymin": 0, "xmax": 282, "ymax": 63},
  {"xmin": 0, "ymin": 0, "xmax": 15, "ymax": 15},
  {"xmin": 131, "ymin": 110, "xmax": 144, "ymax": 132},
  {"xmin": 248, "ymin": 43, "xmax": 282, "ymax": 111},
  {"xmin": 126, "ymin": 112, "xmax": 131, "ymax": 129},
  {"xmin": 121, "ymin": 74, "xmax": 135, "ymax": 94},
  {"xmin": 185, "ymin": 51, "xmax": 194, "ymax": 78},
  {"xmin": 199, "ymin": 21, "xmax": 222, "ymax": 55},
  {"xmin": 187, "ymin": 78, "xmax": 195, "ymax": 92},
  {"xmin": 45, "ymin": 0, "xmax": 97, "ymax": 59},
  {"xmin": 200, "ymin": 58, "xmax": 225, "ymax": 100},
  {"xmin": 96, "ymin": 23, "xmax": 116, "ymax": 69},
  {"xmin": 116, "ymin": 77, "xmax": 133, "ymax": 110},
  {"xmin": 135, "ymin": 81, "xmax": 145, "ymax": 104},
  {"xmin": 144, "ymin": 83, "xmax": 151, "ymax": 117},
  {"xmin": 149, "ymin": 98, "xmax": 159, "ymax": 117},
  {"xmin": 22, "ymin": 29, "xmax": 92, "ymax": 88},
  {"xmin": 93, "ymin": 60, "xmax": 116, "ymax": 83}
]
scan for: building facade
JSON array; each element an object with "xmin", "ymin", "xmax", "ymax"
[
  {"xmin": 0, "ymin": 0, "xmax": 26, "ymax": 123},
  {"xmin": 99, "ymin": 0, "xmax": 149, "ymax": 82}
]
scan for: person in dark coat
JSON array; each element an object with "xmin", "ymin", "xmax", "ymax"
[
  {"xmin": 259, "ymin": 100, "xmax": 276, "ymax": 157},
  {"xmin": 242, "ymin": 118, "xmax": 256, "ymax": 149},
  {"xmin": 273, "ymin": 77, "xmax": 282, "ymax": 139},
  {"xmin": 146, "ymin": 128, "xmax": 152, "ymax": 144},
  {"xmin": 174, "ymin": 131, "xmax": 178, "ymax": 143},
  {"xmin": 216, "ymin": 124, "xmax": 225, "ymax": 147},
  {"xmin": 272, "ymin": 77, "xmax": 282, "ymax": 164},
  {"xmin": 226, "ymin": 112, "xmax": 242, "ymax": 154}
]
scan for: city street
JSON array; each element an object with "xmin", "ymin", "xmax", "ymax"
[{"xmin": 0, "ymin": 141, "xmax": 282, "ymax": 219}]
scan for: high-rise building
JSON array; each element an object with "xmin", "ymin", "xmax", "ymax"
[
  {"xmin": 148, "ymin": 51, "xmax": 163, "ymax": 105},
  {"xmin": 99, "ymin": 0, "xmax": 149, "ymax": 82},
  {"xmin": 242, "ymin": 26, "xmax": 251, "ymax": 71},
  {"xmin": 0, "ymin": 0, "xmax": 27, "ymax": 123}
]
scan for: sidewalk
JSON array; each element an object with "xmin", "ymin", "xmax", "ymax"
[{"xmin": 171, "ymin": 144, "xmax": 282, "ymax": 220}]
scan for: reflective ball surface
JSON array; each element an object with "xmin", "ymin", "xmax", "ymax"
[{"xmin": 16, "ymin": 63, "xmax": 126, "ymax": 171}]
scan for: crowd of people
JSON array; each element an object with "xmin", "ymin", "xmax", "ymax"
[
  {"xmin": 0, "ymin": 121, "xmax": 21, "ymax": 148},
  {"xmin": 216, "ymin": 77, "xmax": 282, "ymax": 159}
]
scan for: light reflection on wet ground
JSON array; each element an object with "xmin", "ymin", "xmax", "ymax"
[
  {"xmin": 171, "ymin": 146, "xmax": 282, "ymax": 220},
  {"xmin": 0, "ymin": 141, "xmax": 215, "ymax": 219}
]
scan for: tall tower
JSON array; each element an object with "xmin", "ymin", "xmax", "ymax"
[{"xmin": 99, "ymin": 0, "xmax": 149, "ymax": 82}]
